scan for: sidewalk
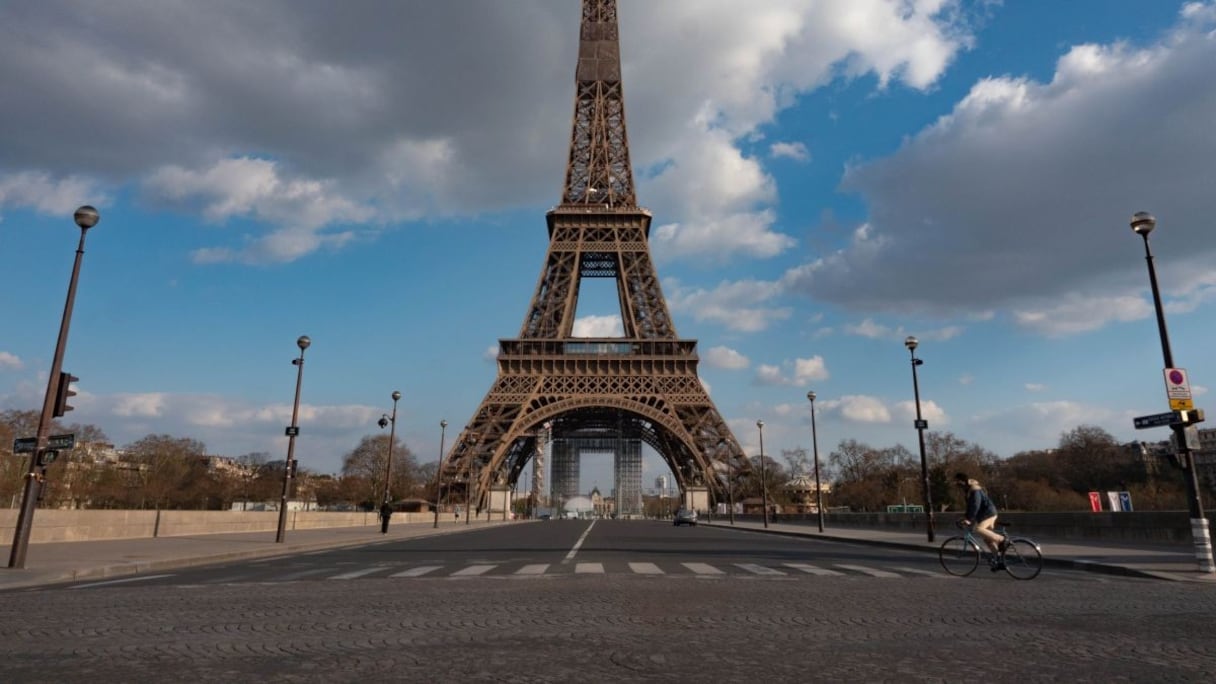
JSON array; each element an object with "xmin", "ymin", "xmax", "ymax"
[
  {"xmin": 703, "ymin": 518, "xmax": 1216, "ymax": 583},
  {"xmin": 0, "ymin": 519, "xmax": 506, "ymax": 592},
  {"xmin": 2, "ymin": 518, "xmax": 1212, "ymax": 591}
]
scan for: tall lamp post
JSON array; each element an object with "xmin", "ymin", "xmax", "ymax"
[
  {"xmin": 1130, "ymin": 212, "xmax": 1213, "ymax": 573},
  {"xmin": 8, "ymin": 206, "xmax": 100, "ymax": 569},
  {"xmin": 904, "ymin": 336, "xmax": 935, "ymax": 542},
  {"xmin": 433, "ymin": 419, "xmax": 448, "ymax": 528},
  {"xmin": 807, "ymin": 391, "xmax": 825, "ymax": 533},
  {"xmin": 275, "ymin": 335, "xmax": 311, "ymax": 543},
  {"xmin": 466, "ymin": 462, "xmax": 477, "ymax": 526},
  {"xmin": 757, "ymin": 419, "xmax": 769, "ymax": 529},
  {"xmin": 378, "ymin": 391, "xmax": 401, "ymax": 505}
]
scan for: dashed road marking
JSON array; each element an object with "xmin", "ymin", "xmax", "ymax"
[
  {"xmin": 682, "ymin": 562, "xmax": 724, "ymax": 575},
  {"xmin": 784, "ymin": 563, "xmax": 844, "ymax": 576},
  {"xmin": 389, "ymin": 565, "xmax": 442, "ymax": 578},
  {"xmin": 575, "ymin": 562, "xmax": 605, "ymax": 574},
  {"xmin": 451, "ymin": 564, "xmax": 496, "ymax": 577},
  {"xmin": 629, "ymin": 562, "xmax": 664, "ymax": 575},
  {"xmin": 834, "ymin": 564, "xmax": 900, "ymax": 578},
  {"xmin": 736, "ymin": 563, "xmax": 785, "ymax": 576}
]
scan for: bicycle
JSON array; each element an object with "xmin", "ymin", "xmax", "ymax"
[{"xmin": 939, "ymin": 521, "xmax": 1043, "ymax": 579}]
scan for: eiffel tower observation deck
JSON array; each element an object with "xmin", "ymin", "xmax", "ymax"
[{"xmin": 443, "ymin": 0, "xmax": 748, "ymax": 516}]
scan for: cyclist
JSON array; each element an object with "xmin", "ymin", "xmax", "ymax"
[{"xmin": 955, "ymin": 472, "xmax": 1005, "ymax": 571}]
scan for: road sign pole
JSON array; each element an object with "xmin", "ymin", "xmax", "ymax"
[{"xmin": 9, "ymin": 209, "xmax": 96, "ymax": 569}]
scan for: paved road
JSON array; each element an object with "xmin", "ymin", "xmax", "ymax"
[{"xmin": 1, "ymin": 520, "xmax": 1213, "ymax": 682}]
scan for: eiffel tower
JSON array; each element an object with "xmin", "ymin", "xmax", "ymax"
[{"xmin": 445, "ymin": 0, "xmax": 747, "ymax": 514}]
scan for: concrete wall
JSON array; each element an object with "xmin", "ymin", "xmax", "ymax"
[
  {"xmin": 747, "ymin": 510, "xmax": 1216, "ymax": 545},
  {"xmin": 0, "ymin": 509, "xmax": 442, "ymax": 544}
]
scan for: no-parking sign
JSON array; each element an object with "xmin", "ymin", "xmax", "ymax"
[{"xmin": 1164, "ymin": 368, "xmax": 1194, "ymax": 411}]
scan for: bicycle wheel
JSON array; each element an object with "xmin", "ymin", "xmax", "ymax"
[
  {"xmin": 1002, "ymin": 538, "xmax": 1043, "ymax": 580},
  {"xmin": 939, "ymin": 536, "xmax": 980, "ymax": 576}
]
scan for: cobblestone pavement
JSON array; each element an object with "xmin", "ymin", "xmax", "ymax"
[{"xmin": 1, "ymin": 573, "xmax": 1212, "ymax": 682}]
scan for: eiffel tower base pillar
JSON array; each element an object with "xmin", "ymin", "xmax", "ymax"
[
  {"xmin": 683, "ymin": 486, "xmax": 709, "ymax": 516},
  {"xmin": 489, "ymin": 485, "xmax": 512, "ymax": 520}
]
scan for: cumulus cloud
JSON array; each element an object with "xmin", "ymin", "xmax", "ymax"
[
  {"xmin": 572, "ymin": 315, "xmax": 624, "ymax": 337},
  {"xmin": 754, "ymin": 356, "xmax": 830, "ymax": 386},
  {"xmin": 0, "ymin": 351, "xmax": 22, "ymax": 370},
  {"xmin": 0, "ymin": 0, "xmax": 973, "ymax": 263},
  {"xmin": 783, "ymin": 7, "xmax": 1216, "ymax": 332},
  {"xmin": 769, "ymin": 142, "xmax": 810, "ymax": 161},
  {"xmin": 667, "ymin": 278, "xmax": 791, "ymax": 332},
  {"xmin": 703, "ymin": 346, "xmax": 750, "ymax": 370},
  {"xmin": 821, "ymin": 394, "xmax": 892, "ymax": 423}
]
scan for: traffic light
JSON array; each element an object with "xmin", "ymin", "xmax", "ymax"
[{"xmin": 53, "ymin": 372, "xmax": 78, "ymax": 417}]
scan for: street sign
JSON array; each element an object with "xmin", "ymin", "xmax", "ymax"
[
  {"xmin": 913, "ymin": 419, "xmax": 928, "ymax": 430},
  {"xmin": 48, "ymin": 433, "xmax": 75, "ymax": 450},
  {"xmin": 1164, "ymin": 368, "xmax": 1194, "ymax": 411},
  {"xmin": 1133, "ymin": 412, "xmax": 1180, "ymax": 429},
  {"xmin": 12, "ymin": 434, "xmax": 75, "ymax": 453},
  {"xmin": 285, "ymin": 426, "xmax": 300, "ymax": 437},
  {"xmin": 38, "ymin": 450, "xmax": 59, "ymax": 467}
]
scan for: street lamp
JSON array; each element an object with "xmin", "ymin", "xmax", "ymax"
[
  {"xmin": 1130, "ymin": 212, "xmax": 1213, "ymax": 573},
  {"xmin": 8, "ymin": 206, "xmax": 100, "ymax": 569},
  {"xmin": 433, "ymin": 419, "xmax": 447, "ymax": 528},
  {"xmin": 275, "ymin": 335, "xmax": 311, "ymax": 543},
  {"xmin": 466, "ymin": 462, "xmax": 477, "ymax": 526},
  {"xmin": 904, "ymin": 336, "xmax": 935, "ymax": 542},
  {"xmin": 378, "ymin": 391, "xmax": 401, "ymax": 505},
  {"xmin": 757, "ymin": 419, "xmax": 769, "ymax": 529},
  {"xmin": 807, "ymin": 391, "xmax": 825, "ymax": 533}
]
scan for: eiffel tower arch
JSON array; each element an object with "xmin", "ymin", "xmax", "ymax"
[{"xmin": 444, "ymin": 0, "xmax": 748, "ymax": 515}]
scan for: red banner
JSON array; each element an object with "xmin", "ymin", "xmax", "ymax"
[{"xmin": 1088, "ymin": 491, "xmax": 1102, "ymax": 512}]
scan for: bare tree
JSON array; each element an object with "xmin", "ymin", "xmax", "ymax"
[
  {"xmin": 126, "ymin": 434, "xmax": 207, "ymax": 509},
  {"xmin": 341, "ymin": 434, "xmax": 417, "ymax": 506}
]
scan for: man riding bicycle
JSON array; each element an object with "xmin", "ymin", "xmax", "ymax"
[{"xmin": 955, "ymin": 472, "xmax": 1005, "ymax": 571}]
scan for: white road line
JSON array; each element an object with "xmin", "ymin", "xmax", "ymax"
[
  {"xmin": 451, "ymin": 564, "xmax": 496, "ymax": 577},
  {"xmin": 70, "ymin": 574, "xmax": 175, "ymax": 589},
  {"xmin": 562, "ymin": 520, "xmax": 597, "ymax": 563},
  {"xmin": 515, "ymin": 564, "xmax": 550, "ymax": 575},
  {"xmin": 735, "ymin": 563, "xmax": 785, "ymax": 576},
  {"xmin": 389, "ymin": 565, "xmax": 442, "ymax": 578},
  {"xmin": 890, "ymin": 566, "xmax": 952, "ymax": 578},
  {"xmin": 784, "ymin": 563, "xmax": 844, "ymax": 576},
  {"xmin": 835, "ymin": 564, "xmax": 901, "ymax": 578},
  {"xmin": 280, "ymin": 568, "xmax": 333, "ymax": 581},
  {"xmin": 328, "ymin": 567, "xmax": 387, "ymax": 580},
  {"xmin": 575, "ymin": 562, "xmax": 604, "ymax": 574},
  {"xmin": 682, "ymin": 562, "xmax": 724, "ymax": 575},
  {"xmin": 629, "ymin": 562, "xmax": 664, "ymax": 575}
]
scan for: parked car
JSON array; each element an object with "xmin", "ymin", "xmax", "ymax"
[{"xmin": 673, "ymin": 508, "xmax": 698, "ymax": 527}]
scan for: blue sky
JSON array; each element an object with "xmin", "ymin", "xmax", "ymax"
[{"xmin": 3, "ymin": 1, "xmax": 1215, "ymax": 495}]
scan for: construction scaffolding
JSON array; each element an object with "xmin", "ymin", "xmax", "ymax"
[{"xmin": 548, "ymin": 435, "xmax": 643, "ymax": 518}]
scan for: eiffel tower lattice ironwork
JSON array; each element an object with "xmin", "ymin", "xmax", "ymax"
[{"xmin": 445, "ymin": 0, "xmax": 747, "ymax": 513}]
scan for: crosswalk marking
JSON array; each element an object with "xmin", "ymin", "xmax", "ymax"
[
  {"xmin": 451, "ymin": 564, "xmax": 496, "ymax": 576},
  {"xmin": 389, "ymin": 565, "xmax": 442, "ymax": 578},
  {"xmin": 736, "ymin": 563, "xmax": 786, "ymax": 576},
  {"xmin": 784, "ymin": 563, "xmax": 844, "ymax": 576},
  {"xmin": 515, "ymin": 564, "xmax": 550, "ymax": 575},
  {"xmin": 682, "ymin": 562, "xmax": 724, "ymax": 575},
  {"xmin": 329, "ymin": 567, "xmax": 387, "ymax": 580},
  {"xmin": 575, "ymin": 562, "xmax": 604, "ymax": 574},
  {"xmin": 890, "ymin": 566, "xmax": 951, "ymax": 578},
  {"xmin": 629, "ymin": 562, "xmax": 664, "ymax": 575},
  {"xmin": 70, "ymin": 574, "xmax": 175, "ymax": 589},
  {"xmin": 834, "ymin": 564, "xmax": 900, "ymax": 578}
]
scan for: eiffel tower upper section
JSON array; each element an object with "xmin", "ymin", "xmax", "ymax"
[{"xmin": 446, "ymin": 0, "xmax": 746, "ymax": 507}]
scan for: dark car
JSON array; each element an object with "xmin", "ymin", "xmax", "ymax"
[{"xmin": 673, "ymin": 508, "xmax": 698, "ymax": 526}]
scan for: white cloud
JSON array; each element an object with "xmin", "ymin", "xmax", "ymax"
[
  {"xmin": 482, "ymin": 345, "xmax": 499, "ymax": 362},
  {"xmin": 1013, "ymin": 295, "xmax": 1152, "ymax": 337},
  {"xmin": 1025, "ymin": 383, "xmax": 1047, "ymax": 392},
  {"xmin": 572, "ymin": 315, "xmax": 624, "ymax": 337},
  {"xmin": 822, "ymin": 394, "xmax": 892, "ymax": 423},
  {"xmin": 770, "ymin": 141, "xmax": 810, "ymax": 161},
  {"xmin": 895, "ymin": 399, "xmax": 947, "ymax": 426},
  {"xmin": 786, "ymin": 10, "xmax": 1216, "ymax": 331},
  {"xmin": 703, "ymin": 346, "xmax": 750, "ymax": 370},
  {"xmin": 752, "ymin": 356, "xmax": 828, "ymax": 387},
  {"xmin": 667, "ymin": 278, "xmax": 791, "ymax": 332},
  {"xmin": 0, "ymin": 172, "xmax": 105, "ymax": 217},
  {"xmin": 112, "ymin": 393, "xmax": 168, "ymax": 418},
  {"xmin": 0, "ymin": 351, "xmax": 22, "ymax": 370}
]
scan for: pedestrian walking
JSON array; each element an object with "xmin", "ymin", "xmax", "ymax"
[{"xmin": 379, "ymin": 501, "xmax": 393, "ymax": 534}]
